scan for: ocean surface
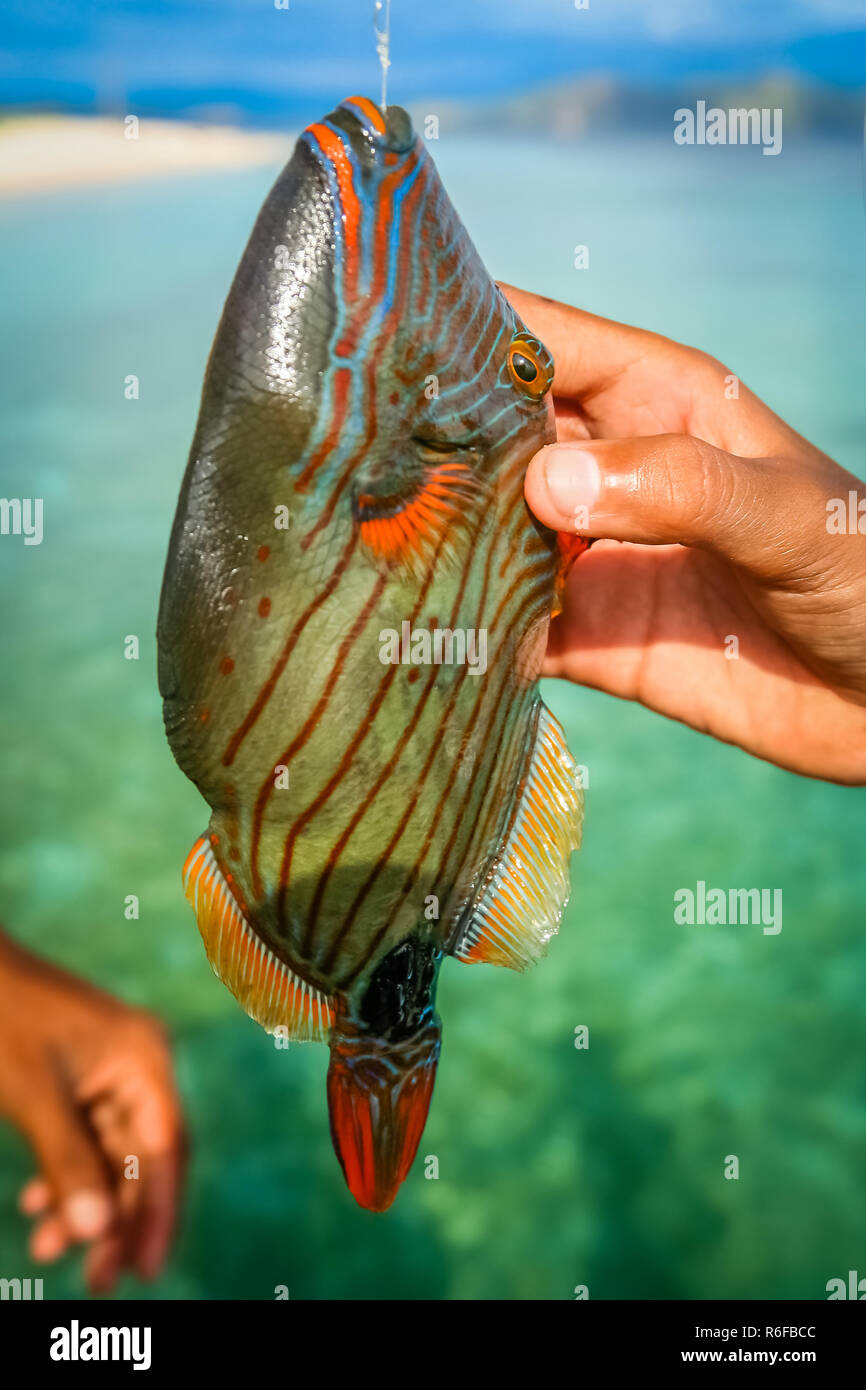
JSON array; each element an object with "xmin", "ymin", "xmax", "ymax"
[{"xmin": 0, "ymin": 132, "xmax": 864, "ymax": 1299}]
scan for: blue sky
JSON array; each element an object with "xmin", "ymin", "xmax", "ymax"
[{"xmin": 1, "ymin": 0, "xmax": 864, "ymax": 121}]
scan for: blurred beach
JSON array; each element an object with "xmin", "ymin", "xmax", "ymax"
[
  {"xmin": 0, "ymin": 109, "xmax": 863, "ymax": 1299},
  {"xmin": 0, "ymin": 115, "xmax": 286, "ymax": 195}
]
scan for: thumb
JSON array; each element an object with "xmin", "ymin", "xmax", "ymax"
[
  {"xmin": 526, "ymin": 435, "xmax": 805, "ymax": 579},
  {"xmin": 28, "ymin": 1091, "xmax": 114, "ymax": 1242}
]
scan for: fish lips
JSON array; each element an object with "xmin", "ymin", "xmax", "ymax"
[{"xmin": 316, "ymin": 97, "xmax": 415, "ymax": 167}]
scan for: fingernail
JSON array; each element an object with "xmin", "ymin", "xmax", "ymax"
[
  {"xmin": 542, "ymin": 446, "xmax": 601, "ymax": 529},
  {"xmin": 19, "ymin": 1179, "xmax": 50, "ymax": 1216},
  {"xmin": 63, "ymin": 1190, "xmax": 112, "ymax": 1240},
  {"xmin": 31, "ymin": 1224, "xmax": 65, "ymax": 1262}
]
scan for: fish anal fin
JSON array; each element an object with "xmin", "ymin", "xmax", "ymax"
[
  {"xmin": 182, "ymin": 836, "xmax": 334, "ymax": 1041},
  {"xmin": 453, "ymin": 702, "xmax": 583, "ymax": 971}
]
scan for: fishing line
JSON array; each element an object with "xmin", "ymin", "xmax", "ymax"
[{"xmin": 374, "ymin": 0, "xmax": 391, "ymax": 111}]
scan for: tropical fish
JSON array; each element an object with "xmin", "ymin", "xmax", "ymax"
[{"xmin": 157, "ymin": 95, "xmax": 584, "ymax": 1212}]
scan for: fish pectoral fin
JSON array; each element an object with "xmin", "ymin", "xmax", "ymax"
[
  {"xmin": 354, "ymin": 460, "xmax": 483, "ymax": 576},
  {"xmin": 552, "ymin": 532, "xmax": 593, "ymax": 617},
  {"xmin": 182, "ymin": 836, "xmax": 334, "ymax": 1041},
  {"xmin": 452, "ymin": 701, "xmax": 583, "ymax": 971}
]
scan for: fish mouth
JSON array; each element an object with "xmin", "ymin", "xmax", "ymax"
[{"xmin": 302, "ymin": 94, "xmax": 416, "ymax": 174}]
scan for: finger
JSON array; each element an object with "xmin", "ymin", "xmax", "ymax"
[
  {"xmin": 88, "ymin": 1034, "xmax": 186, "ymax": 1282},
  {"xmin": 549, "ymin": 398, "xmax": 593, "ymax": 444},
  {"xmin": 125, "ymin": 1060, "xmax": 186, "ymax": 1281},
  {"xmin": 28, "ymin": 1091, "xmax": 115, "ymax": 1243},
  {"xmin": 526, "ymin": 435, "xmax": 831, "ymax": 584},
  {"xmin": 19, "ymin": 1176, "xmax": 52, "ymax": 1216},
  {"xmin": 29, "ymin": 1214, "xmax": 69, "ymax": 1263},
  {"xmin": 500, "ymin": 283, "xmax": 803, "ymax": 456},
  {"xmin": 84, "ymin": 1143, "xmax": 135, "ymax": 1294},
  {"xmin": 80, "ymin": 1094, "xmax": 149, "ymax": 1283},
  {"xmin": 132, "ymin": 1150, "xmax": 183, "ymax": 1281},
  {"xmin": 84, "ymin": 1229, "xmax": 127, "ymax": 1295},
  {"xmin": 500, "ymin": 283, "xmax": 683, "ymax": 400}
]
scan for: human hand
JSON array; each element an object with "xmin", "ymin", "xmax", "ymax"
[
  {"xmin": 0, "ymin": 932, "xmax": 185, "ymax": 1292},
  {"xmin": 503, "ymin": 285, "xmax": 866, "ymax": 784}
]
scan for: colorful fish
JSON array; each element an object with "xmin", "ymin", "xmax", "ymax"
[{"xmin": 158, "ymin": 96, "xmax": 584, "ymax": 1212}]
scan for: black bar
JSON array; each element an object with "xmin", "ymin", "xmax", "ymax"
[{"xmin": 0, "ymin": 1297, "xmax": 862, "ymax": 1374}]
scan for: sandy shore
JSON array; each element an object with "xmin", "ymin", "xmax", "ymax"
[{"xmin": 0, "ymin": 115, "xmax": 290, "ymax": 195}]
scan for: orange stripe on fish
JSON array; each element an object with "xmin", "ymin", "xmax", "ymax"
[
  {"xmin": 221, "ymin": 531, "xmax": 359, "ymax": 769},
  {"xmin": 342, "ymin": 94, "xmax": 387, "ymax": 135},
  {"xmin": 303, "ymin": 123, "xmax": 362, "ymax": 301},
  {"xmin": 295, "ymin": 367, "xmax": 352, "ymax": 495}
]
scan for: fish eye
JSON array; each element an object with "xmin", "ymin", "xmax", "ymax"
[
  {"xmin": 511, "ymin": 353, "xmax": 536, "ymax": 383},
  {"xmin": 507, "ymin": 333, "xmax": 553, "ymax": 400}
]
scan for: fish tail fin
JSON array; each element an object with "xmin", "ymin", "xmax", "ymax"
[{"xmin": 326, "ymin": 1017, "xmax": 441, "ymax": 1212}]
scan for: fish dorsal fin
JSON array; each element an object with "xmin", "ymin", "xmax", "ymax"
[
  {"xmin": 182, "ymin": 836, "xmax": 334, "ymax": 1041},
  {"xmin": 453, "ymin": 702, "xmax": 583, "ymax": 971}
]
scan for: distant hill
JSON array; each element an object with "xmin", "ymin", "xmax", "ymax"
[{"xmin": 410, "ymin": 73, "xmax": 865, "ymax": 141}]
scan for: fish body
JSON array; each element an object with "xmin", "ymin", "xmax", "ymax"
[{"xmin": 158, "ymin": 97, "xmax": 583, "ymax": 1210}]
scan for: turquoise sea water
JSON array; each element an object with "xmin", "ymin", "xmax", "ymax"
[{"xmin": 0, "ymin": 132, "xmax": 864, "ymax": 1300}]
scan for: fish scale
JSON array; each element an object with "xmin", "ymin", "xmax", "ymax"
[{"xmin": 158, "ymin": 96, "xmax": 585, "ymax": 1211}]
